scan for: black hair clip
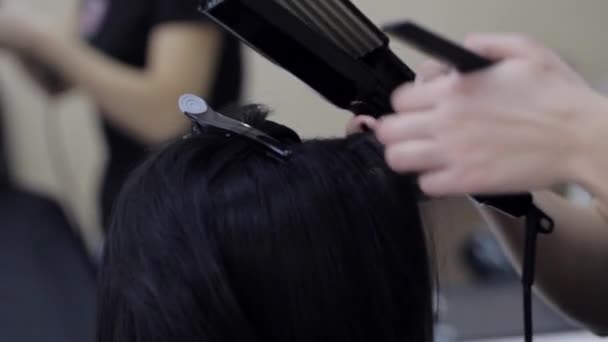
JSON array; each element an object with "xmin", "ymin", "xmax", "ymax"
[{"xmin": 179, "ymin": 94, "xmax": 293, "ymax": 159}]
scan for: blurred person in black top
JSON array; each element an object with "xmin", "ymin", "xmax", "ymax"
[
  {"xmin": 0, "ymin": 93, "xmax": 97, "ymax": 342},
  {"xmin": 0, "ymin": 0, "xmax": 243, "ymax": 229}
]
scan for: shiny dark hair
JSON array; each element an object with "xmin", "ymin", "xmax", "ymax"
[{"xmin": 97, "ymin": 106, "xmax": 433, "ymax": 342}]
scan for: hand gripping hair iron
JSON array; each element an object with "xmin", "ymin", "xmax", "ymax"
[{"xmin": 199, "ymin": 1, "xmax": 553, "ymax": 340}]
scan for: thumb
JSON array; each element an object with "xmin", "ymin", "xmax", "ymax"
[{"xmin": 463, "ymin": 33, "xmax": 545, "ymax": 60}]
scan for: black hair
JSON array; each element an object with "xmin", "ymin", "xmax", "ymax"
[{"xmin": 97, "ymin": 106, "xmax": 433, "ymax": 342}]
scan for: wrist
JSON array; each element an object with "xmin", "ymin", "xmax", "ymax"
[{"xmin": 569, "ymin": 93, "xmax": 608, "ymax": 202}]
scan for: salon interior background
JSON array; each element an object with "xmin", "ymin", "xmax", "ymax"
[{"xmin": 1, "ymin": 0, "xmax": 607, "ymax": 283}]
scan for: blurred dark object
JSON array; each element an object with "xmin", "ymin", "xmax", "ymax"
[
  {"xmin": 0, "ymin": 189, "xmax": 96, "ymax": 342},
  {"xmin": 464, "ymin": 229, "xmax": 518, "ymax": 283}
]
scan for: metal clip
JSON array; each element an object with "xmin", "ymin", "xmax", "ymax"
[{"xmin": 179, "ymin": 94, "xmax": 292, "ymax": 159}]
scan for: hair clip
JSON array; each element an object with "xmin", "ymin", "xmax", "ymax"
[{"xmin": 178, "ymin": 94, "xmax": 293, "ymax": 159}]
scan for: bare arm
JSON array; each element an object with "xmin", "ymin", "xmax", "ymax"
[
  {"xmin": 482, "ymin": 137, "xmax": 608, "ymax": 334},
  {"xmin": 23, "ymin": 22, "xmax": 222, "ymax": 145},
  {"xmin": 348, "ymin": 112, "xmax": 608, "ymax": 332},
  {"xmin": 346, "ymin": 31, "xmax": 608, "ymax": 334},
  {"xmin": 478, "ymin": 191, "xmax": 608, "ymax": 335}
]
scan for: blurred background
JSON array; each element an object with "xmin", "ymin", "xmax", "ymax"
[{"xmin": 1, "ymin": 0, "xmax": 607, "ymax": 341}]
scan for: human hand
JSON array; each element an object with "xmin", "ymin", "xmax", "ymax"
[
  {"xmin": 0, "ymin": 3, "xmax": 52, "ymax": 53},
  {"xmin": 344, "ymin": 62, "xmax": 445, "ymax": 135},
  {"xmin": 375, "ymin": 33, "xmax": 608, "ymax": 196}
]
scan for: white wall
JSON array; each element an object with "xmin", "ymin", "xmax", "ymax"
[{"xmin": 3, "ymin": 0, "xmax": 608, "ymax": 252}]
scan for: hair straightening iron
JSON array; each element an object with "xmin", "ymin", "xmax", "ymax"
[{"xmin": 198, "ymin": 1, "xmax": 553, "ymax": 340}]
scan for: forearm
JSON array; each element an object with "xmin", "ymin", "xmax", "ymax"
[
  {"xmin": 568, "ymin": 93, "xmax": 608, "ymax": 216},
  {"xmin": 478, "ymin": 191, "xmax": 608, "ymax": 334},
  {"xmin": 27, "ymin": 32, "xmax": 206, "ymax": 144},
  {"xmin": 577, "ymin": 165, "xmax": 608, "ymax": 222}
]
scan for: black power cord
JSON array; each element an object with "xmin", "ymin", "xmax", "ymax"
[
  {"xmin": 522, "ymin": 203, "xmax": 554, "ymax": 342},
  {"xmin": 475, "ymin": 194, "xmax": 554, "ymax": 342}
]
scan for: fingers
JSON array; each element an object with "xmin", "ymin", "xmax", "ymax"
[
  {"xmin": 418, "ymin": 169, "xmax": 459, "ymax": 196},
  {"xmin": 345, "ymin": 115, "xmax": 377, "ymax": 135},
  {"xmin": 376, "ymin": 112, "xmax": 436, "ymax": 144},
  {"xmin": 391, "ymin": 74, "xmax": 456, "ymax": 112},
  {"xmin": 463, "ymin": 33, "xmax": 546, "ymax": 60},
  {"xmin": 417, "ymin": 59, "xmax": 451, "ymax": 84},
  {"xmin": 418, "ymin": 168, "xmax": 502, "ymax": 196},
  {"xmin": 391, "ymin": 58, "xmax": 454, "ymax": 111},
  {"xmin": 385, "ymin": 140, "xmax": 443, "ymax": 173}
]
